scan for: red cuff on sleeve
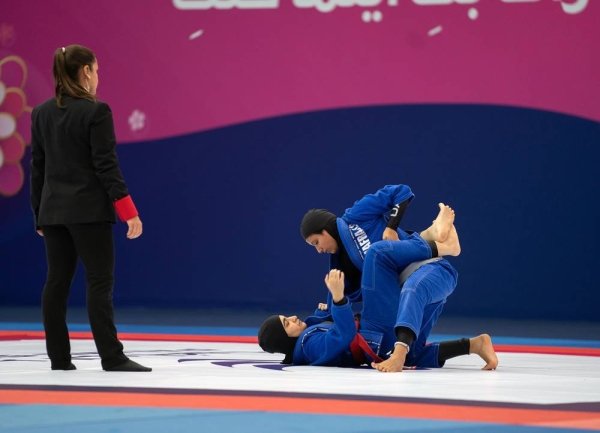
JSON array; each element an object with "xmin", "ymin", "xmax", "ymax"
[{"xmin": 113, "ymin": 195, "xmax": 138, "ymax": 222}]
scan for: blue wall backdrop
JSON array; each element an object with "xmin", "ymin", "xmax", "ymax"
[{"xmin": 1, "ymin": 104, "xmax": 599, "ymax": 321}]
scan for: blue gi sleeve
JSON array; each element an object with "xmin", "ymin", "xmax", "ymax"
[
  {"xmin": 300, "ymin": 299, "xmax": 357, "ymax": 366},
  {"xmin": 342, "ymin": 184, "xmax": 414, "ymax": 225},
  {"xmin": 313, "ymin": 303, "xmax": 330, "ymax": 317}
]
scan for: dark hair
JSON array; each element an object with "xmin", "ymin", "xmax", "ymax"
[
  {"xmin": 53, "ymin": 45, "xmax": 97, "ymax": 107},
  {"xmin": 300, "ymin": 209, "xmax": 337, "ymax": 240},
  {"xmin": 258, "ymin": 315, "xmax": 297, "ymax": 364}
]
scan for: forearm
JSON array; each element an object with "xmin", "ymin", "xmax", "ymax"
[
  {"xmin": 386, "ymin": 199, "xmax": 410, "ymax": 230},
  {"xmin": 329, "ymin": 299, "xmax": 357, "ymax": 346},
  {"xmin": 92, "ymin": 142, "xmax": 129, "ymax": 202},
  {"xmin": 344, "ymin": 184, "xmax": 414, "ymax": 223}
]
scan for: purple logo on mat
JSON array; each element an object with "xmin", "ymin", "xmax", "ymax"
[{"xmin": 0, "ymin": 346, "xmax": 289, "ymax": 370}]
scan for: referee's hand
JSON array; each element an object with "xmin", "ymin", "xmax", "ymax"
[{"xmin": 126, "ymin": 216, "xmax": 143, "ymax": 239}]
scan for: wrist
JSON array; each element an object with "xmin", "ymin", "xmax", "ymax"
[
  {"xmin": 332, "ymin": 296, "xmax": 347, "ymax": 306},
  {"xmin": 113, "ymin": 195, "xmax": 138, "ymax": 222}
]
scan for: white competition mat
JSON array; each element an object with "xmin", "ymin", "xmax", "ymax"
[{"xmin": 1, "ymin": 339, "xmax": 599, "ymax": 406}]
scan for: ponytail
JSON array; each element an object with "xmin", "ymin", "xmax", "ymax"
[{"xmin": 53, "ymin": 45, "xmax": 97, "ymax": 107}]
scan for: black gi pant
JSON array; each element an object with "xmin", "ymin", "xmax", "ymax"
[{"xmin": 40, "ymin": 223, "xmax": 128, "ymax": 370}]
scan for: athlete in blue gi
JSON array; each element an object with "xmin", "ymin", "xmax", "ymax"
[
  {"xmin": 301, "ymin": 184, "xmax": 475, "ymax": 371},
  {"xmin": 259, "ymin": 185, "xmax": 497, "ymax": 371},
  {"xmin": 258, "ymin": 228, "xmax": 498, "ymax": 372},
  {"xmin": 301, "ymin": 184, "xmax": 453, "ymax": 311}
]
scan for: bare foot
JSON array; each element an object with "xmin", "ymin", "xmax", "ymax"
[
  {"xmin": 432, "ymin": 203, "xmax": 455, "ymax": 242},
  {"xmin": 371, "ymin": 348, "xmax": 407, "ymax": 372},
  {"xmin": 420, "ymin": 203, "xmax": 455, "ymax": 243},
  {"xmin": 435, "ymin": 224, "xmax": 461, "ymax": 257},
  {"xmin": 470, "ymin": 334, "xmax": 498, "ymax": 370}
]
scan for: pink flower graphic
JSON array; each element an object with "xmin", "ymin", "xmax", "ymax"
[{"xmin": 0, "ymin": 55, "xmax": 31, "ymax": 197}]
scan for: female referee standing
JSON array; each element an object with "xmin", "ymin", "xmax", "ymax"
[{"xmin": 30, "ymin": 45, "xmax": 151, "ymax": 372}]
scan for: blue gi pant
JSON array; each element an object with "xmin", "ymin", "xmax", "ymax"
[{"xmin": 359, "ymin": 234, "xmax": 458, "ymax": 368}]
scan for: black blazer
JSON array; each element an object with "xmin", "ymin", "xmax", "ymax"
[{"xmin": 30, "ymin": 95, "xmax": 129, "ymax": 227}]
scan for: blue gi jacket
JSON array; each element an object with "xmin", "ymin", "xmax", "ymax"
[
  {"xmin": 325, "ymin": 184, "xmax": 414, "ymax": 307},
  {"xmin": 293, "ymin": 299, "xmax": 384, "ymax": 366}
]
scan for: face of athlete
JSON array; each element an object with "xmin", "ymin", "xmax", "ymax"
[
  {"xmin": 305, "ymin": 230, "xmax": 338, "ymax": 254},
  {"xmin": 280, "ymin": 315, "xmax": 306, "ymax": 337}
]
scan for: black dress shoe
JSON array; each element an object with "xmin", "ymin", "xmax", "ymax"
[
  {"xmin": 104, "ymin": 359, "xmax": 152, "ymax": 372},
  {"xmin": 51, "ymin": 362, "xmax": 77, "ymax": 371}
]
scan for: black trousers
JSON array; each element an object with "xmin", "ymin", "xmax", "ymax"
[{"xmin": 41, "ymin": 223, "xmax": 128, "ymax": 370}]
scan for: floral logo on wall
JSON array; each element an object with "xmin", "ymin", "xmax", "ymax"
[{"xmin": 0, "ymin": 55, "xmax": 31, "ymax": 197}]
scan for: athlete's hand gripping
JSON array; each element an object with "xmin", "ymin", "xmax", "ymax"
[{"xmin": 325, "ymin": 269, "xmax": 345, "ymax": 303}]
